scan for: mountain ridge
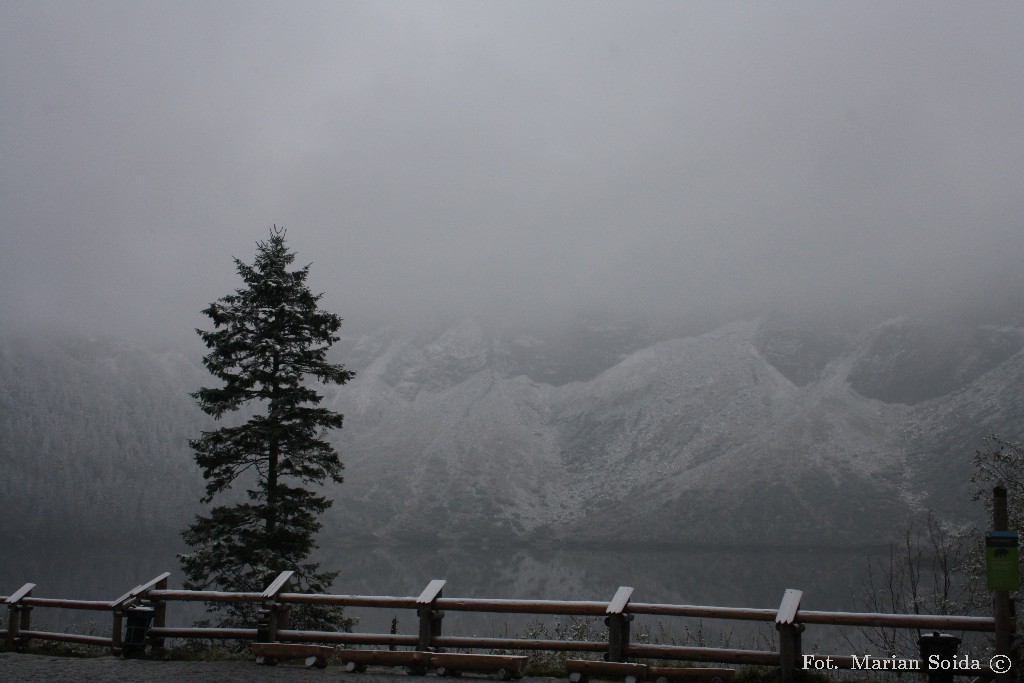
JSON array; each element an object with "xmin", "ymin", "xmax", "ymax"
[{"xmin": 2, "ymin": 313, "xmax": 1022, "ymax": 547}]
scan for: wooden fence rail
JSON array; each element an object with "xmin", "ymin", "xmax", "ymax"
[{"xmin": 4, "ymin": 573, "xmax": 1004, "ymax": 681}]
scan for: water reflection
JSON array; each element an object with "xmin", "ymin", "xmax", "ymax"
[{"xmin": 318, "ymin": 543, "xmax": 886, "ymax": 649}]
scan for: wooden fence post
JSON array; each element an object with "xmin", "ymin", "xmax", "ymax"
[
  {"xmin": 148, "ymin": 574, "xmax": 169, "ymax": 653},
  {"xmin": 992, "ymin": 486, "xmax": 1017, "ymax": 683},
  {"xmin": 111, "ymin": 608, "xmax": 124, "ymax": 655},
  {"xmin": 110, "ymin": 581, "xmax": 140, "ymax": 656},
  {"xmin": 776, "ymin": 588, "xmax": 804, "ymax": 682},
  {"xmin": 6, "ymin": 583, "xmax": 35, "ymax": 652},
  {"xmin": 417, "ymin": 579, "xmax": 447, "ymax": 653},
  {"xmin": 108, "ymin": 572, "xmax": 173, "ymax": 657},
  {"xmin": 6, "ymin": 603, "xmax": 18, "ymax": 651},
  {"xmin": 606, "ymin": 586, "xmax": 634, "ymax": 663},
  {"xmin": 257, "ymin": 571, "xmax": 295, "ymax": 647}
]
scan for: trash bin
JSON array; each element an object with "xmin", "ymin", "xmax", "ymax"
[
  {"xmin": 123, "ymin": 605, "xmax": 154, "ymax": 657},
  {"xmin": 918, "ymin": 631, "xmax": 962, "ymax": 683}
]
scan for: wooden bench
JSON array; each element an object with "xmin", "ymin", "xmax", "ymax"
[
  {"xmin": 336, "ymin": 648, "xmax": 431, "ymax": 673},
  {"xmin": 336, "ymin": 648, "xmax": 527, "ymax": 680},
  {"xmin": 429, "ymin": 652, "xmax": 528, "ymax": 679},
  {"xmin": 250, "ymin": 642, "xmax": 334, "ymax": 668},
  {"xmin": 567, "ymin": 660, "xmax": 735, "ymax": 683},
  {"xmin": 567, "ymin": 659, "xmax": 648, "ymax": 683},
  {"xmin": 648, "ymin": 667, "xmax": 735, "ymax": 683}
]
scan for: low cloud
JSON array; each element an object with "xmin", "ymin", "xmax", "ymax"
[{"xmin": 2, "ymin": 2, "xmax": 1023, "ymax": 342}]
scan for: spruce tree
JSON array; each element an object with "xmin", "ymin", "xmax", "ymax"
[{"xmin": 180, "ymin": 226, "xmax": 353, "ymax": 629}]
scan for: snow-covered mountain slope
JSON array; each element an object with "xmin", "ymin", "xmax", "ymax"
[
  {"xmin": 3, "ymin": 314, "xmax": 1022, "ymax": 547},
  {"xmin": 321, "ymin": 315, "xmax": 1024, "ymax": 545}
]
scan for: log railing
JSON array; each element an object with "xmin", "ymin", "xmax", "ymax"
[
  {"xmin": 4, "ymin": 573, "xmax": 1002, "ymax": 680},
  {"xmin": 4, "ymin": 572, "xmax": 172, "ymax": 655}
]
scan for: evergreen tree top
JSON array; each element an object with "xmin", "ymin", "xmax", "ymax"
[{"xmin": 194, "ymin": 227, "xmax": 353, "ymax": 418}]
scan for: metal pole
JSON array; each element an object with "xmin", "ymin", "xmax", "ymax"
[{"xmin": 993, "ymin": 486, "xmax": 1016, "ymax": 683}]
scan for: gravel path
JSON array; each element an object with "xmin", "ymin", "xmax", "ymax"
[{"xmin": 0, "ymin": 653, "xmax": 563, "ymax": 683}]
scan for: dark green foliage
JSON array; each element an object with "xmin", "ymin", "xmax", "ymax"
[{"xmin": 180, "ymin": 227, "xmax": 354, "ymax": 630}]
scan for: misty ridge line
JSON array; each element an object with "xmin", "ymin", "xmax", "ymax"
[{"xmin": 2, "ymin": 310, "xmax": 1022, "ymax": 551}]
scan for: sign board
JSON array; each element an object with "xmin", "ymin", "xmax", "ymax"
[{"xmin": 985, "ymin": 531, "xmax": 1020, "ymax": 591}]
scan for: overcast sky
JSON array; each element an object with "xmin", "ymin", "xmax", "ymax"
[{"xmin": 2, "ymin": 1, "xmax": 1023, "ymax": 343}]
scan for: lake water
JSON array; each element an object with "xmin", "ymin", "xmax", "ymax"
[{"xmin": 1, "ymin": 538, "xmax": 900, "ymax": 653}]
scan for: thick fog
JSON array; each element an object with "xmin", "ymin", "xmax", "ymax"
[{"xmin": 2, "ymin": 2, "xmax": 1023, "ymax": 344}]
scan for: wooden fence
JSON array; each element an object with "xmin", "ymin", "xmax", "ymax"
[{"xmin": 3, "ymin": 571, "xmax": 1005, "ymax": 680}]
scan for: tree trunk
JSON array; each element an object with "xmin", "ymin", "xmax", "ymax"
[{"xmin": 266, "ymin": 362, "xmax": 281, "ymax": 562}]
